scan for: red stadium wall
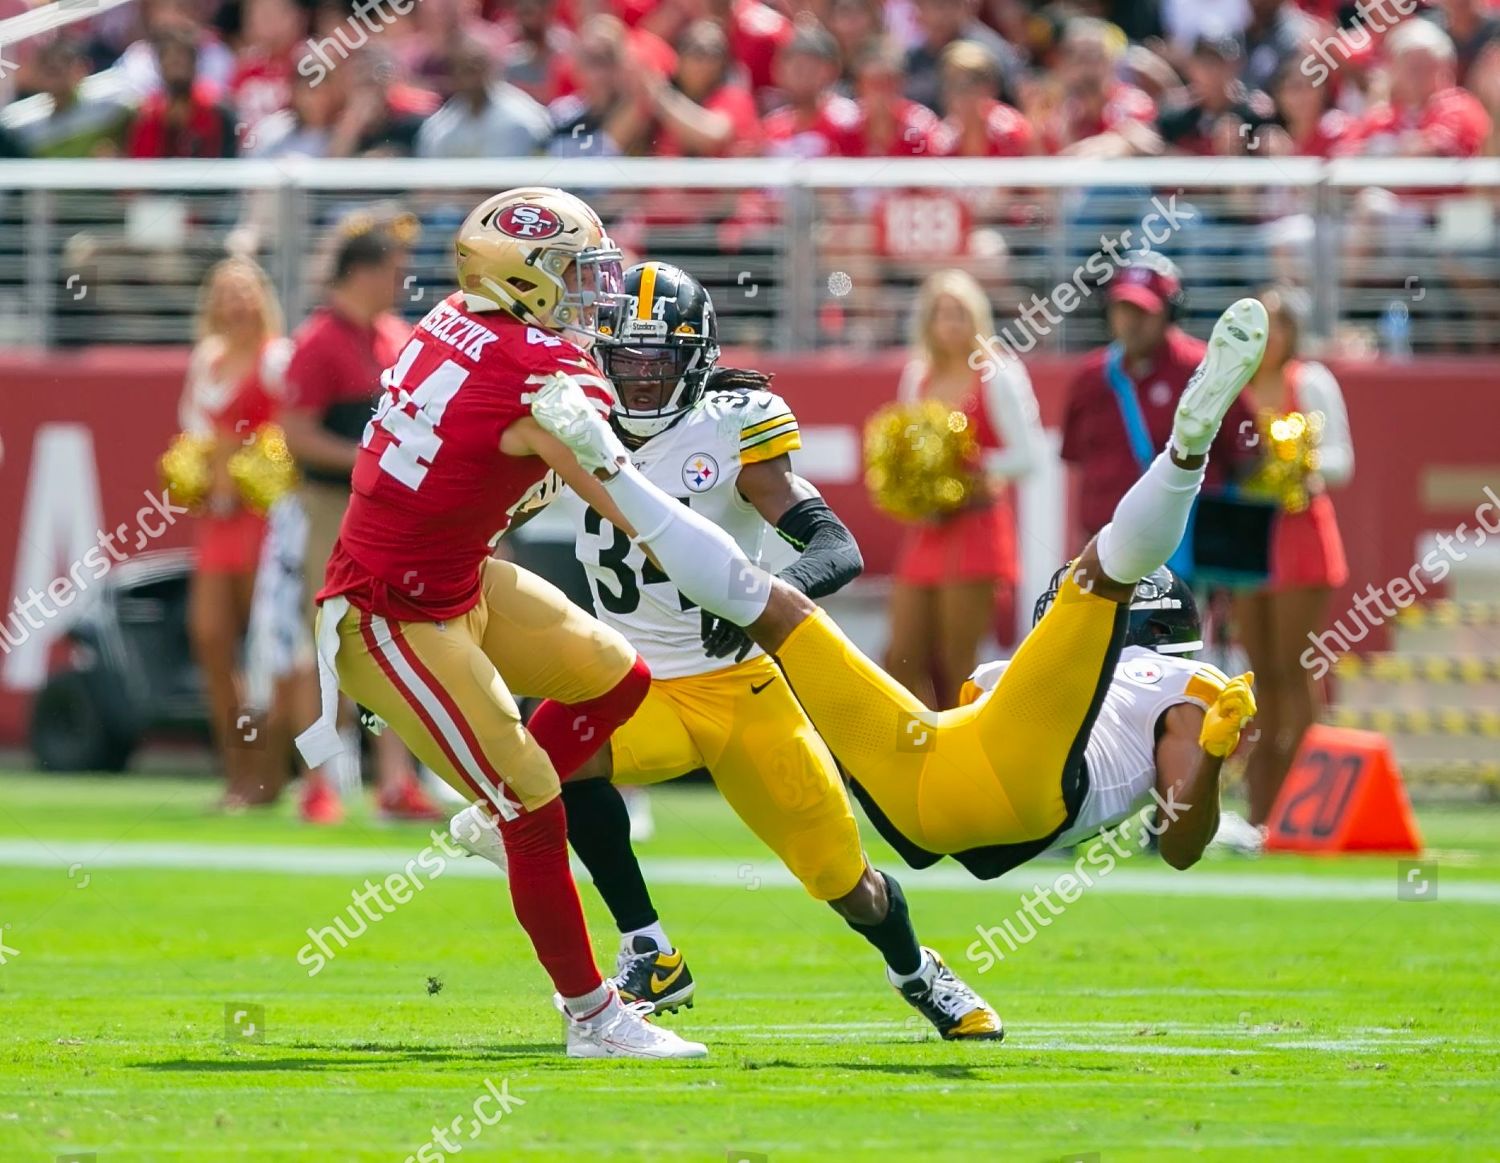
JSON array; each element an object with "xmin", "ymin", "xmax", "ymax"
[{"xmin": 0, "ymin": 348, "xmax": 1493, "ymax": 746}]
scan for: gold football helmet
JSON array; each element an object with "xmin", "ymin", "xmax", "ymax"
[{"xmin": 455, "ymin": 186, "xmax": 624, "ymax": 341}]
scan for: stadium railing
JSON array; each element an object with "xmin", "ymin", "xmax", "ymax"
[{"xmin": 3, "ymin": 156, "xmax": 1500, "ymax": 351}]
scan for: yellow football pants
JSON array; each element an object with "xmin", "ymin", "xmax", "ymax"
[
  {"xmin": 775, "ymin": 571, "xmax": 1122, "ymax": 853},
  {"xmin": 609, "ymin": 654, "xmax": 866, "ymax": 901}
]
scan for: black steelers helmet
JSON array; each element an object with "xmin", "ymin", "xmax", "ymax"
[
  {"xmin": 596, "ymin": 262, "xmax": 720, "ymax": 440},
  {"xmin": 1033, "ymin": 564, "xmax": 1203, "ymax": 656}
]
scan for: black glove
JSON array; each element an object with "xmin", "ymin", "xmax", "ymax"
[{"xmin": 700, "ymin": 611, "xmax": 754, "ymax": 661}]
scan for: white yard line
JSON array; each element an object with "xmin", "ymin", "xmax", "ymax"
[{"xmin": 0, "ymin": 838, "xmax": 1498, "ymax": 902}]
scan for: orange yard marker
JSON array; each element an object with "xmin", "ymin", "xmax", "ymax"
[{"xmin": 1264, "ymin": 725, "xmax": 1423, "ymax": 855}]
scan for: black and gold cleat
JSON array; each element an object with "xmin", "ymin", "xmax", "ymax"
[
  {"xmin": 610, "ymin": 936, "xmax": 696, "ymax": 1015},
  {"xmin": 893, "ymin": 947, "xmax": 1004, "ymax": 1041}
]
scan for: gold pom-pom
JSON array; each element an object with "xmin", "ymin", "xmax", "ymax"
[
  {"xmin": 863, "ymin": 400, "xmax": 980, "ymax": 522},
  {"xmin": 1242, "ymin": 409, "xmax": 1325, "ymax": 514},
  {"xmin": 230, "ymin": 424, "xmax": 299, "ymax": 515},
  {"xmin": 158, "ymin": 432, "xmax": 214, "ymax": 511}
]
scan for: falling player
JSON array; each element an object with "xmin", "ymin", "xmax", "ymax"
[
  {"xmin": 527, "ymin": 297, "xmax": 1265, "ymax": 898},
  {"xmin": 454, "ymin": 263, "xmax": 1003, "ymax": 1040},
  {"xmin": 295, "ymin": 187, "xmax": 705, "ymax": 1059}
]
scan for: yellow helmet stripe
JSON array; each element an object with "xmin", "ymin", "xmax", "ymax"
[{"xmin": 635, "ymin": 263, "xmax": 658, "ymax": 321}]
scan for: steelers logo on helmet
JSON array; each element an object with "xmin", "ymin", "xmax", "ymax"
[
  {"xmin": 493, "ymin": 203, "xmax": 564, "ymax": 240},
  {"xmin": 601, "ymin": 262, "xmax": 722, "ymax": 443},
  {"xmin": 682, "ymin": 453, "xmax": 719, "ymax": 493}
]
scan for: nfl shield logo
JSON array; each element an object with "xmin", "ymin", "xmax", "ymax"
[
  {"xmin": 683, "ymin": 453, "xmax": 719, "ymax": 492},
  {"xmin": 1125, "ymin": 657, "xmax": 1164, "ymax": 685}
]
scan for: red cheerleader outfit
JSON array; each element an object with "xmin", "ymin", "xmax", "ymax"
[
  {"xmin": 181, "ymin": 338, "xmax": 290, "ymax": 575},
  {"xmin": 893, "ymin": 368, "xmax": 1022, "ymax": 587},
  {"xmin": 1264, "ymin": 360, "xmax": 1351, "ymax": 592}
]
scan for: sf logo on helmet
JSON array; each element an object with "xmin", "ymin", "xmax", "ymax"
[{"xmin": 494, "ymin": 204, "xmax": 564, "ymax": 240}]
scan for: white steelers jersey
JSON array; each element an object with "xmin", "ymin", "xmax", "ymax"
[
  {"xmin": 573, "ymin": 388, "xmax": 801, "ymax": 679},
  {"xmin": 967, "ymin": 646, "xmax": 1228, "ymax": 846}
]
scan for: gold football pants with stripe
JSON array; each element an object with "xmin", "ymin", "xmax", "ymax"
[
  {"xmin": 776, "ymin": 571, "xmax": 1123, "ymax": 853},
  {"xmin": 609, "ymin": 655, "xmax": 866, "ymax": 901},
  {"xmin": 327, "ymin": 558, "xmax": 637, "ymax": 817}
]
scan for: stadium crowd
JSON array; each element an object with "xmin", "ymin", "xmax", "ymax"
[{"xmin": 2, "ymin": 0, "xmax": 1498, "ymax": 161}]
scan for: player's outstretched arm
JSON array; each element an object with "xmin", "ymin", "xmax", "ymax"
[
  {"xmin": 528, "ymin": 372, "xmax": 816, "ymax": 650},
  {"xmin": 1154, "ymin": 673, "xmax": 1256, "ymax": 869},
  {"xmin": 500, "ymin": 415, "xmax": 641, "ymax": 539},
  {"xmin": 1153, "ymin": 704, "xmax": 1224, "ymax": 870},
  {"xmin": 698, "ymin": 456, "xmax": 865, "ymax": 660}
]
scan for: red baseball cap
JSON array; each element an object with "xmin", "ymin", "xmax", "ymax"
[{"xmin": 1107, "ymin": 258, "xmax": 1183, "ymax": 315}]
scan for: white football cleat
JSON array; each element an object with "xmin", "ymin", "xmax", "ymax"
[
  {"xmin": 530, "ymin": 372, "xmax": 628, "ymax": 475},
  {"xmin": 1173, "ymin": 297, "xmax": 1269, "ymax": 457},
  {"xmin": 555, "ymin": 992, "xmax": 709, "ymax": 1059},
  {"xmin": 450, "ymin": 803, "xmax": 507, "ymax": 873},
  {"xmin": 1208, "ymin": 809, "xmax": 1265, "ymax": 856}
]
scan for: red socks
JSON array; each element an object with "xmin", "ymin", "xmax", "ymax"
[
  {"xmin": 494, "ymin": 656, "xmax": 652, "ymax": 1000},
  {"xmin": 500, "ymin": 796, "xmax": 602, "ymax": 999},
  {"xmin": 526, "ymin": 655, "xmax": 651, "ymax": 781}
]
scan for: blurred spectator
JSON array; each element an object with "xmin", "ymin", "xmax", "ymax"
[
  {"xmin": 851, "ymin": 38, "xmax": 942, "ymax": 155},
  {"xmin": 0, "ymin": 0, "xmax": 30, "ymax": 102},
  {"xmin": 1268, "ymin": 54, "xmax": 1352, "ymax": 156},
  {"xmin": 1120, "ymin": 42, "xmax": 1187, "ymax": 109},
  {"xmin": 247, "ymin": 64, "xmax": 347, "ymax": 157},
  {"xmin": 279, "ymin": 220, "xmax": 441, "ymax": 824},
  {"xmin": 762, "ymin": 22, "xmax": 860, "ymax": 156},
  {"xmin": 1082, "ymin": 0, "xmax": 1166, "ymax": 45},
  {"xmin": 1428, "ymin": 0, "xmax": 1500, "ymax": 87},
  {"xmin": 500, "ymin": 0, "xmax": 575, "ymax": 104},
  {"xmin": 336, "ymin": 48, "xmax": 436, "ymax": 157},
  {"xmin": 1241, "ymin": 0, "xmax": 1322, "ymax": 95},
  {"xmin": 905, "ymin": 0, "xmax": 1020, "ymax": 115},
  {"xmin": 679, "ymin": 0, "xmax": 793, "ymax": 103},
  {"xmin": 180, "ymin": 258, "xmax": 291, "ymax": 810},
  {"xmin": 1156, "ymin": 34, "xmax": 1277, "ymax": 156},
  {"xmin": 416, "ymin": 40, "xmax": 551, "ymax": 157},
  {"xmin": 884, "ymin": 269, "xmax": 1044, "ymax": 707},
  {"xmin": 1060, "ymin": 254, "xmax": 1252, "ymax": 546},
  {"xmin": 548, "ymin": 14, "xmax": 654, "ymax": 155},
  {"xmin": 384, "ymin": 0, "xmax": 506, "ymax": 98},
  {"xmin": 118, "ymin": 0, "xmax": 237, "ymax": 100},
  {"xmin": 1159, "ymin": 0, "xmax": 1251, "ymax": 55},
  {"xmin": 230, "ymin": 0, "xmax": 310, "ymax": 138},
  {"xmin": 651, "ymin": 20, "xmax": 762, "ymax": 156},
  {"xmin": 1470, "ymin": 38, "xmax": 1500, "ymax": 155},
  {"xmin": 13, "ymin": 39, "xmax": 130, "ymax": 158},
  {"xmin": 126, "ymin": 28, "xmax": 239, "ymax": 158},
  {"xmin": 1232, "ymin": 285, "xmax": 1352, "ymax": 827},
  {"xmin": 1345, "ymin": 19, "xmax": 1491, "ymax": 157},
  {"xmin": 828, "ymin": 0, "xmax": 887, "ymax": 92},
  {"xmin": 931, "ymin": 38, "xmax": 1034, "ymax": 155},
  {"xmin": 1043, "ymin": 17, "xmax": 1158, "ymax": 156}
]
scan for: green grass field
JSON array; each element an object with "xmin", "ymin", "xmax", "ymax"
[{"xmin": 1, "ymin": 771, "xmax": 1497, "ymax": 1162}]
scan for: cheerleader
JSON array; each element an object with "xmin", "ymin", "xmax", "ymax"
[
  {"xmin": 883, "ymin": 269, "xmax": 1045, "ymax": 707},
  {"xmin": 180, "ymin": 258, "xmax": 291, "ymax": 809},
  {"xmin": 1233, "ymin": 286, "xmax": 1354, "ymax": 826}
]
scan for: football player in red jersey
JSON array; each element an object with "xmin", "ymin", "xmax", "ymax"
[{"xmin": 294, "ymin": 186, "xmax": 706, "ymax": 1059}]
